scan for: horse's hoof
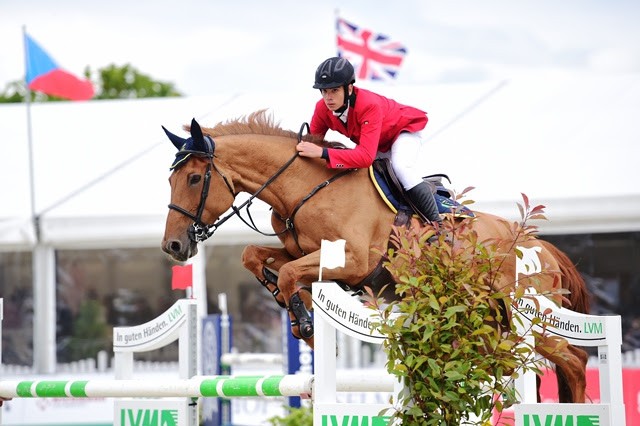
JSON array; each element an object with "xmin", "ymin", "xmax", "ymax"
[{"xmin": 299, "ymin": 320, "xmax": 314, "ymax": 339}]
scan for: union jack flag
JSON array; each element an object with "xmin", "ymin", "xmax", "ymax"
[{"xmin": 336, "ymin": 17, "xmax": 407, "ymax": 82}]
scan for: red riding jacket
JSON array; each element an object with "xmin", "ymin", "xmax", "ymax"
[{"xmin": 309, "ymin": 87, "xmax": 428, "ymax": 169}]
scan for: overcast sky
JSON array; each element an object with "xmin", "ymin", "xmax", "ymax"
[{"xmin": 1, "ymin": 0, "xmax": 639, "ymax": 97}]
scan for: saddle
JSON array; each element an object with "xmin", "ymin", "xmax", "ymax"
[{"xmin": 370, "ymin": 158, "xmax": 475, "ymax": 219}]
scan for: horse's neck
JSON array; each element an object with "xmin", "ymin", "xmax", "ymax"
[{"xmin": 219, "ymin": 135, "xmax": 327, "ymax": 212}]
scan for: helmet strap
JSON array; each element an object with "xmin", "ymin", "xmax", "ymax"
[{"xmin": 341, "ymin": 84, "xmax": 354, "ymax": 107}]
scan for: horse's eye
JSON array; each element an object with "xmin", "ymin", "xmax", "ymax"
[{"xmin": 189, "ymin": 174, "xmax": 202, "ymax": 185}]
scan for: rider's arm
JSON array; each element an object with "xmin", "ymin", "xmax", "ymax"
[{"xmin": 325, "ymin": 103, "xmax": 383, "ymax": 169}]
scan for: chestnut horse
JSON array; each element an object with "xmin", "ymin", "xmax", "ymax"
[{"xmin": 161, "ymin": 110, "xmax": 589, "ymax": 403}]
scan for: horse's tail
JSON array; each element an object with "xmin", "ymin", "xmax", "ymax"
[
  {"xmin": 540, "ymin": 239, "xmax": 590, "ymax": 403},
  {"xmin": 539, "ymin": 240, "xmax": 590, "ymax": 313}
]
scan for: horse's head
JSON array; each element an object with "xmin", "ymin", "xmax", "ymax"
[{"xmin": 161, "ymin": 119, "xmax": 236, "ymax": 261}]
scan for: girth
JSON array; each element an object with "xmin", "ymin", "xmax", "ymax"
[{"xmin": 272, "ymin": 168, "xmax": 356, "ymax": 256}]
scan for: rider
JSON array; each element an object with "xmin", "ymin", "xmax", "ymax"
[{"xmin": 296, "ymin": 56, "xmax": 441, "ymax": 226}]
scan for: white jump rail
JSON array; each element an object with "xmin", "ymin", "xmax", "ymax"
[{"xmin": 0, "ymin": 373, "xmax": 397, "ymax": 399}]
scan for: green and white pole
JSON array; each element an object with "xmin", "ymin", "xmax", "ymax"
[{"xmin": 0, "ymin": 375, "xmax": 313, "ymax": 399}]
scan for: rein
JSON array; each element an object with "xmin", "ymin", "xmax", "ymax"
[
  {"xmin": 170, "ymin": 123, "xmax": 354, "ymax": 251},
  {"xmin": 201, "ymin": 149, "xmax": 300, "ymax": 241}
]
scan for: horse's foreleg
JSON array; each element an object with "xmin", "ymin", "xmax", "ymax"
[
  {"xmin": 242, "ymin": 245, "xmax": 315, "ymax": 347},
  {"xmin": 275, "ymin": 252, "xmax": 329, "ymax": 348},
  {"xmin": 276, "ymin": 247, "xmax": 368, "ymax": 349},
  {"xmin": 242, "ymin": 245, "xmax": 295, "ymax": 308}
]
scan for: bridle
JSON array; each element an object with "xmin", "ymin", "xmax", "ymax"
[
  {"xmin": 168, "ymin": 123, "xmax": 354, "ymax": 251},
  {"xmin": 167, "ymin": 134, "xmax": 236, "ymax": 243}
]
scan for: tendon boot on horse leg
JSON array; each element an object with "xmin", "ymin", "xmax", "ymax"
[
  {"xmin": 288, "ymin": 289, "xmax": 314, "ymax": 343},
  {"xmin": 241, "ymin": 245, "xmax": 296, "ymax": 309},
  {"xmin": 256, "ymin": 267, "xmax": 287, "ymax": 308}
]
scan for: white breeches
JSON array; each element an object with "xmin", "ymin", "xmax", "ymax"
[{"xmin": 376, "ymin": 131, "xmax": 425, "ymax": 190}]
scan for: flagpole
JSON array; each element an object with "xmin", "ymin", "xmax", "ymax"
[
  {"xmin": 334, "ymin": 8, "xmax": 340, "ymax": 56},
  {"xmin": 22, "ymin": 25, "xmax": 40, "ymax": 242},
  {"xmin": 24, "ymin": 26, "xmax": 56, "ymax": 374}
]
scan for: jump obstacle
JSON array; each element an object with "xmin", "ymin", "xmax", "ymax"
[
  {"xmin": 0, "ymin": 290, "xmax": 394, "ymax": 426},
  {"xmin": 512, "ymin": 246, "xmax": 626, "ymax": 426},
  {"xmin": 0, "ymin": 246, "xmax": 628, "ymax": 425}
]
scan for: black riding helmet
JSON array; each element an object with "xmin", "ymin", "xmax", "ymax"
[
  {"xmin": 313, "ymin": 57, "xmax": 356, "ymax": 114},
  {"xmin": 313, "ymin": 57, "xmax": 356, "ymax": 89}
]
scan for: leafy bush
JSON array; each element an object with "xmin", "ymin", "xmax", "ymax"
[
  {"xmin": 266, "ymin": 404, "xmax": 313, "ymax": 426},
  {"xmin": 369, "ymin": 193, "xmax": 561, "ymax": 426}
]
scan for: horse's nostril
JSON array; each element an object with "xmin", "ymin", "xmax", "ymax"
[{"xmin": 169, "ymin": 240, "xmax": 182, "ymax": 254}]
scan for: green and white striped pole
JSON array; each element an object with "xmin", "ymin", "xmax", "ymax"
[
  {"xmin": 0, "ymin": 372, "xmax": 394, "ymax": 400},
  {"xmin": 0, "ymin": 374, "xmax": 313, "ymax": 399}
]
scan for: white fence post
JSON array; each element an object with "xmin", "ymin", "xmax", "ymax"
[
  {"xmin": 312, "ymin": 281, "xmax": 395, "ymax": 425},
  {"xmin": 112, "ymin": 298, "xmax": 199, "ymax": 426}
]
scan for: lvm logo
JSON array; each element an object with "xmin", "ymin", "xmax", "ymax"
[
  {"xmin": 322, "ymin": 414, "xmax": 390, "ymax": 426},
  {"xmin": 584, "ymin": 321, "xmax": 603, "ymax": 334},
  {"xmin": 120, "ymin": 408, "xmax": 179, "ymax": 426},
  {"xmin": 523, "ymin": 414, "xmax": 601, "ymax": 426}
]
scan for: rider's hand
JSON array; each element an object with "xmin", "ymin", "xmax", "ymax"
[{"xmin": 296, "ymin": 142, "xmax": 323, "ymax": 158}]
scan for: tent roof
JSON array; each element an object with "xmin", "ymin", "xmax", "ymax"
[{"xmin": 2, "ymin": 71, "xmax": 639, "ymax": 249}]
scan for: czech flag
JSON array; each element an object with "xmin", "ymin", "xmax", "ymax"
[{"xmin": 24, "ymin": 32, "xmax": 94, "ymax": 101}]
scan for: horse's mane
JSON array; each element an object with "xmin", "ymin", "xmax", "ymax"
[
  {"xmin": 182, "ymin": 110, "xmax": 301, "ymax": 140},
  {"xmin": 184, "ymin": 109, "xmax": 324, "ymax": 143}
]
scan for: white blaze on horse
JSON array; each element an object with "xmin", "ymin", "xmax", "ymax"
[{"xmin": 161, "ymin": 110, "xmax": 590, "ymax": 403}]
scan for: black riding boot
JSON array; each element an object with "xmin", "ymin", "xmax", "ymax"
[{"xmin": 407, "ymin": 181, "xmax": 442, "ymax": 225}]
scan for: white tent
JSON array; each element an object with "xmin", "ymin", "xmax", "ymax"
[
  {"xmin": 2, "ymin": 71, "xmax": 639, "ymax": 372},
  {"xmin": 2, "ymin": 71, "xmax": 640, "ymax": 252}
]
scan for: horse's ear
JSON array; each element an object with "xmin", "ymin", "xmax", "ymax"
[
  {"xmin": 190, "ymin": 118, "xmax": 205, "ymax": 147},
  {"xmin": 162, "ymin": 126, "xmax": 187, "ymax": 150}
]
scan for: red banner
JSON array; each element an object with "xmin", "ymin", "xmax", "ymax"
[
  {"xmin": 171, "ymin": 264, "xmax": 193, "ymax": 290},
  {"xmin": 494, "ymin": 368, "xmax": 640, "ymax": 425}
]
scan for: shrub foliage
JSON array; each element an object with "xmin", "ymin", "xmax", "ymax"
[{"xmin": 369, "ymin": 192, "xmax": 564, "ymax": 426}]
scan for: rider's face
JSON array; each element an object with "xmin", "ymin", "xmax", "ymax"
[{"xmin": 320, "ymin": 85, "xmax": 351, "ymax": 111}]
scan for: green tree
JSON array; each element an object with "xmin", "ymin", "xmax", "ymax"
[
  {"xmin": 68, "ymin": 299, "xmax": 110, "ymax": 361},
  {"xmin": 93, "ymin": 63, "xmax": 181, "ymax": 99},
  {"xmin": 0, "ymin": 80, "xmax": 51, "ymax": 103},
  {"xmin": 0, "ymin": 63, "xmax": 182, "ymax": 103}
]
